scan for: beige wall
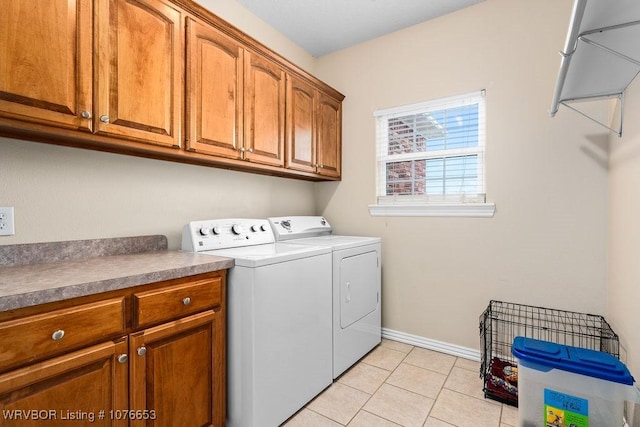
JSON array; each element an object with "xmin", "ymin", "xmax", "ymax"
[
  {"xmin": 2, "ymin": 0, "xmax": 625, "ymax": 363},
  {"xmin": 608, "ymin": 76, "xmax": 640, "ymax": 376},
  {"xmin": 314, "ymin": 0, "xmax": 610, "ymax": 350},
  {"xmin": 0, "ymin": 0, "xmax": 317, "ymax": 250}
]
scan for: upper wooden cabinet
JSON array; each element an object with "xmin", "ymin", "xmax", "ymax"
[
  {"xmin": 0, "ymin": 0, "xmax": 343, "ymax": 180},
  {"xmin": 95, "ymin": 0, "xmax": 183, "ymax": 148},
  {"xmin": 186, "ymin": 19, "xmax": 285, "ymax": 167},
  {"xmin": 0, "ymin": 0, "xmax": 184, "ymax": 148},
  {"xmin": 316, "ymin": 92, "xmax": 342, "ymax": 178},
  {"xmin": 185, "ymin": 18, "xmax": 243, "ymax": 159},
  {"xmin": 286, "ymin": 75, "xmax": 342, "ymax": 178},
  {"xmin": 243, "ymin": 51, "xmax": 286, "ymax": 167},
  {"xmin": 0, "ymin": 0, "xmax": 93, "ymax": 131},
  {"xmin": 286, "ymin": 76, "xmax": 316, "ymax": 174}
]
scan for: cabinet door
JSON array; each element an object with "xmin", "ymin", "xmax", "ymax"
[
  {"xmin": 286, "ymin": 75, "xmax": 316, "ymax": 174},
  {"xmin": 0, "ymin": 339, "xmax": 128, "ymax": 426},
  {"xmin": 129, "ymin": 310, "xmax": 225, "ymax": 427},
  {"xmin": 0, "ymin": 0, "xmax": 92, "ymax": 131},
  {"xmin": 244, "ymin": 51, "xmax": 286, "ymax": 167},
  {"xmin": 185, "ymin": 18, "xmax": 243, "ymax": 159},
  {"xmin": 95, "ymin": 0, "xmax": 183, "ymax": 148},
  {"xmin": 316, "ymin": 92, "xmax": 342, "ymax": 178}
]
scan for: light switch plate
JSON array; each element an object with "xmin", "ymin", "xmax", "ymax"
[{"xmin": 0, "ymin": 207, "xmax": 15, "ymax": 236}]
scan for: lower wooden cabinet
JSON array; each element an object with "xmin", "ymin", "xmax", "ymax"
[
  {"xmin": 0, "ymin": 272, "xmax": 226, "ymax": 427},
  {"xmin": 130, "ymin": 310, "xmax": 224, "ymax": 427},
  {"xmin": 0, "ymin": 339, "xmax": 129, "ymax": 426}
]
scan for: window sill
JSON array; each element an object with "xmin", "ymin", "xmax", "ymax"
[{"xmin": 368, "ymin": 202, "xmax": 495, "ymax": 217}]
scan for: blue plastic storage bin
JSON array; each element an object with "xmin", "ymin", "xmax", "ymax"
[{"xmin": 512, "ymin": 336, "xmax": 636, "ymax": 427}]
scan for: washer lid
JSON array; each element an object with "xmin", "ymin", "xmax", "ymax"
[
  {"xmin": 197, "ymin": 242, "xmax": 331, "ymax": 267},
  {"xmin": 284, "ymin": 235, "xmax": 381, "ymax": 250}
]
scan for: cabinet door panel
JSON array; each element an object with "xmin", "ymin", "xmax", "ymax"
[
  {"xmin": 0, "ymin": 0, "xmax": 92, "ymax": 130},
  {"xmin": 244, "ymin": 51, "xmax": 285, "ymax": 167},
  {"xmin": 316, "ymin": 93, "xmax": 342, "ymax": 178},
  {"xmin": 0, "ymin": 339, "xmax": 128, "ymax": 427},
  {"xmin": 286, "ymin": 75, "xmax": 316, "ymax": 173},
  {"xmin": 96, "ymin": 0, "xmax": 182, "ymax": 147},
  {"xmin": 186, "ymin": 18, "xmax": 243, "ymax": 159},
  {"xmin": 130, "ymin": 310, "xmax": 225, "ymax": 427}
]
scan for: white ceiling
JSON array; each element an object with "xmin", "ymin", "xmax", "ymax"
[{"xmin": 237, "ymin": 0, "xmax": 485, "ymax": 57}]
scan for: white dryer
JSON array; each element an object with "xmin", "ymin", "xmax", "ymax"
[{"xmin": 269, "ymin": 216, "xmax": 382, "ymax": 378}]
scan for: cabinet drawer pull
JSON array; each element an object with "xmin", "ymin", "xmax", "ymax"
[
  {"xmin": 182, "ymin": 297, "xmax": 191, "ymax": 306},
  {"xmin": 100, "ymin": 115, "xmax": 109, "ymax": 123},
  {"xmin": 81, "ymin": 111, "xmax": 91, "ymax": 119},
  {"xmin": 117, "ymin": 354, "xmax": 128, "ymax": 364},
  {"xmin": 51, "ymin": 330, "xmax": 65, "ymax": 341},
  {"xmin": 137, "ymin": 346, "xmax": 146, "ymax": 357}
]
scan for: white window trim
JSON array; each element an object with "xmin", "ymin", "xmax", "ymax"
[
  {"xmin": 370, "ymin": 90, "xmax": 495, "ymax": 218},
  {"xmin": 368, "ymin": 202, "xmax": 496, "ymax": 217}
]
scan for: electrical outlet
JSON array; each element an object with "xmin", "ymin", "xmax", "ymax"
[{"xmin": 0, "ymin": 207, "xmax": 15, "ymax": 236}]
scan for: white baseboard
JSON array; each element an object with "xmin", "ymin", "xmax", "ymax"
[{"xmin": 382, "ymin": 327, "xmax": 481, "ymax": 362}]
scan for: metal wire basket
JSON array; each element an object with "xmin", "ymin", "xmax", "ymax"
[{"xmin": 479, "ymin": 300, "xmax": 620, "ymax": 406}]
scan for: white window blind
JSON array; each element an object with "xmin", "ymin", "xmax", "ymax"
[{"xmin": 373, "ymin": 90, "xmax": 487, "ymax": 210}]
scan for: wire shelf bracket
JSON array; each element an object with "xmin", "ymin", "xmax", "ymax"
[{"xmin": 550, "ymin": 0, "xmax": 640, "ymax": 137}]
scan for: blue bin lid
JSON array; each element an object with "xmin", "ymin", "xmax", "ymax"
[{"xmin": 512, "ymin": 336, "xmax": 634, "ymax": 385}]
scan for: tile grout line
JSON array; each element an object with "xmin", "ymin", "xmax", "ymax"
[
  {"xmin": 422, "ymin": 354, "xmax": 457, "ymax": 424},
  {"xmin": 342, "ymin": 343, "xmax": 414, "ymax": 426},
  {"xmin": 289, "ymin": 339, "xmax": 513, "ymax": 426}
]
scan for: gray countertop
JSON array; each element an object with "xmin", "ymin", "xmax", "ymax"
[{"xmin": 0, "ymin": 236, "xmax": 234, "ymax": 312}]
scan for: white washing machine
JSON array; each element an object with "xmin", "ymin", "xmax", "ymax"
[
  {"xmin": 182, "ymin": 219, "xmax": 332, "ymax": 427},
  {"xmin": 268, "ymin": 216, "xmax": 382, "ymax": 378}
]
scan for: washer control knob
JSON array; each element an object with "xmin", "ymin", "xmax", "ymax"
[
  {"xmin": 199, "ymin": 227, "xmax": 210, "ymax": 236},
  {"xmin": 251, "ymin": 224, "xmax": 260, "ymax": 232},
  {"xmin": 212, "ymin": 225, "xmax": 221, "ymax": 235},
  {"xmin": 232, "ymin": 224, "xmax": 243, "ymax": 235},
  {"xmin": 260, "ymin": 224, "xmax": 268, "ymax": 232}
]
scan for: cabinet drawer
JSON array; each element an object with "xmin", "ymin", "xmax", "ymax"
[
  {"xmin": 133, "ymin": 277, "xmax": 222, "ymax": 328},
  {"xmin": 0, "ymin": 297, "xmax": 126, "ymax": 371}
]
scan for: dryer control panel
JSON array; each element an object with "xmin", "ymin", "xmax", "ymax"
[
  {"xmin": 268, "ymin": 216, "xmax": 332, "ymax": 241},
  {"xmin": 182, "ymin": 218, "xmax": 274, "ymax": 251}
]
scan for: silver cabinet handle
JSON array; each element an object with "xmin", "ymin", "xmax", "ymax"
[
  {"xmin": 81, "ymin": 111, "xmax": 91, "ymax": 119},
  {"xmin": 100, "ymin": 115, "xmax": 109, "ymax": 123},
  {"xmin": 51, "ymin": 330, "xmax": 65, "ymax": 341},
  {"xmin": 182, "ymin": 297, "xmax": 191, "ymax": 306},
  {"xmin": 137, "ymin": 346, "xmax": 147, "ymax": 357},
  {"xmin": 238, "ymin": 147, "xmax": 246, "ymax": 152},
  {"xmin": 117, "ymin": 354, "xmax": 128, "ymax": 364},
  {"xmin": 247, "ymin": 148, "xmax": 253, "ymax": 153}
]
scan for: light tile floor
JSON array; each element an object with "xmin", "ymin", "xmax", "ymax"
[{"xmin": 283, "ymin": 339, "xmax": 518, "ymax": 427}]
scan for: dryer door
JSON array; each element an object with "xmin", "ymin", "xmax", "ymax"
[{"xmin": 340, "ymin": 250, "xmax": 379, "ymax": 328}]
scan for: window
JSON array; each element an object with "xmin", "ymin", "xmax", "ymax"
[{"xmin": 369, "ymin": 90, "xmax": 494, "ymax": 217}]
